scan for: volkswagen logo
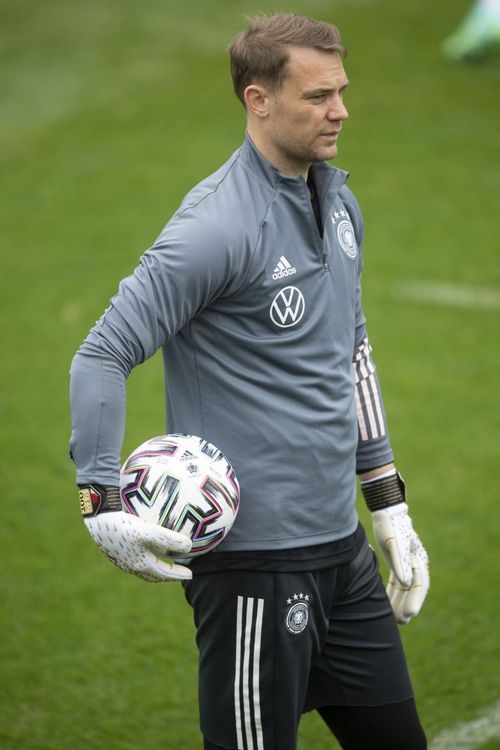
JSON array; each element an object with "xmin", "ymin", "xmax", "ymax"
[{"xmin": 270, "ymin": 286, "xmax": 305, "ymax": 328}]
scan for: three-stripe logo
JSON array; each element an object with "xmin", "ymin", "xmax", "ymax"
[
  {"xmin": 352, "ymin": 337, "xmax": 387, "ymax": 440},
  {"xmin": 234, "ymin": 596, "xmax": 265, "ymax": 750}
]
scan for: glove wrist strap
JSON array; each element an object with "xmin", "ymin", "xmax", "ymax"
[
  {"xmin": 361, "ymin": 472, "xmax": 406, "ymax": 512},
  {"xmin": 79, "ymin": 484, "xmax": 121, "ymax": 517}
]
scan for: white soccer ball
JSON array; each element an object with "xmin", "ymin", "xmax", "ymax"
[{"xmin": 119, "ymin": 434, "xmax": 240, "ymax": 557}]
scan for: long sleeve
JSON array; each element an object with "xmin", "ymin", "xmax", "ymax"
[
  {"xmin": 69, "ymin": 324, "xmax": 130, "ymax": 485},
  {"xmin": 69, "ymin": 180, "xmax": 251, "ymax": 486}
]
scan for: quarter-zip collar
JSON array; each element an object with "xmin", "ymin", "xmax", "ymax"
[{"xmin": 239, "ymin": 132, "xmax": 350, "ymax": 209}]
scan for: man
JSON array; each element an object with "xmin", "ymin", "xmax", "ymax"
[{"xmin": 70, "ymin": 13, "xmax": 430, "ymax": 750}]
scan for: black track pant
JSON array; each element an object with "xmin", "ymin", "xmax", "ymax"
[
  {"xmin": 186, "ymin": 535, "xmax": 418, "ymax": 749},
  {"xmin": 204, "ymin": 696, "xmax": 427, "ymax": 750}
]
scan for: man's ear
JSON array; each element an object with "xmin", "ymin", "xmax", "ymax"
[{"xmin": 243, "ymin": 84, "xmax": 271, "ymax": 119}]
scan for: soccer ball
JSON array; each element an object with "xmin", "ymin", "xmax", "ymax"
[{"xmin": 119, "ymin": 434, "xmax": 240, "ymax": 557}]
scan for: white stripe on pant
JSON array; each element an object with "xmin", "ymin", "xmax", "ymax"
[{"xmin": 234, "ymin": 596, "xmax": 265, "ymax": 750}]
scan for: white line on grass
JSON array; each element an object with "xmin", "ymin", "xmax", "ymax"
[
  {"xmin": 429, "ymin": 701, "xmax": 500, "ymax": 750},
  {"xmin": 394, "ymin": 280, "xmax": 500, "ymax": 310}
]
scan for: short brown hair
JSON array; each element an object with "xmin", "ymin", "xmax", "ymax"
[{"xmin": 229, "ymin": 13, "xmax": 346, "ymax": 105}]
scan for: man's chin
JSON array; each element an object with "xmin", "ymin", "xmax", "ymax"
[
  {"xmin": 312, "ymin": 145, "xmax": 338, "ymax": 163},
  {"xmin": 325, "ymin": 144, "xmax": 339, "ymax": 161}
]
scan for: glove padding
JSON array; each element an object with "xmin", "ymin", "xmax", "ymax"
[
  {"xmin": 85, "ymin": 511, "xmax": 193, "ymax": 582},
  {"xmin": 371, "ymin": 502, "xmax": 430, "ymax": 624}
]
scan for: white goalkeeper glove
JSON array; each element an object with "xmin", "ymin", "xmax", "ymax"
[
  {"xmin": 361, "ymin": 473, "xmax": 430, "ymax": 624},
  {"xmin": 79, "ymin": 484, "xmax": 193, "ymax": 582}
]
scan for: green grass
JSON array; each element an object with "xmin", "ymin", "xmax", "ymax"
[{"xmin": 1, "ymin": 0, "xmax": 499, "ymax": 747}]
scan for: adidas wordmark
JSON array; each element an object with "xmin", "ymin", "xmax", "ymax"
[{"xmin": 272, "ymin": 256, "xmax": 297, "ymax": 280}]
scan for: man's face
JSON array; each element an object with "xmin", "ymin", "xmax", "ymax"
[{"xmin": 261, "ymin": 47, "xmax": 349, "ymax": 177}]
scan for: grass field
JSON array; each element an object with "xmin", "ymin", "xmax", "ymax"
[{"xmin": 1, "ymin": 0, "xmax": 499, "ymax": 748}]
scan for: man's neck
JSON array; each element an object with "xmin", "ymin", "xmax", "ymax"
[{"xmin": 246, "ymin": 127, "xmax": 310, "ymax": 180}]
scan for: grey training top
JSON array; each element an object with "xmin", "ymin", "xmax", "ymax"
[{"xmin": 70, "ymin": 135, "xmax": 393, "ymax": 551}]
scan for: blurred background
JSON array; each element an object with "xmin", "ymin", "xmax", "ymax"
[{"xmin": 1, "ymin": 0, "xmax": 499, "ymax": 748}]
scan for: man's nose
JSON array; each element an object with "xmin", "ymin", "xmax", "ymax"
[{"xmin": 327, "ymin": 98, "xmax": 349, "ymax": 121}]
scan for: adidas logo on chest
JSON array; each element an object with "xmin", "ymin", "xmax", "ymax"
[{"xmin": 272, "ymin": 255, "xmax": 297, "ymax": 280}]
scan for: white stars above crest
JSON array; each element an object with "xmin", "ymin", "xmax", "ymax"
[
  {"xmin": 286, "ymin": 593, "xmax": 310, "ymax": 605},
  {"xmin": 332, "ymin": 208, "xmax": 348, "ymax": 224}
]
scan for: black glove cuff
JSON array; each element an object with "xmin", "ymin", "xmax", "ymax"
[
  {"xmin": 361, "ymin": 472, "xmax": 406, "ymax": 512},
  {"xmin": 78, "ymin": 484, "xmax": 121, "ymax": 517}
]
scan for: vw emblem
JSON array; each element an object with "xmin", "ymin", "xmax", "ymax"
[{"xmin": 270, "ymin": 286, "xmax": 305, "ymax": 328}]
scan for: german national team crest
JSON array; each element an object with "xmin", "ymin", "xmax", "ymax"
[
  {"xmin": 284, "ymin": 593, "xmax": 310, "ymax": 634},
  {"xmin": 332, "ymin": 210, "xmax": 358, "ymax": 260}
]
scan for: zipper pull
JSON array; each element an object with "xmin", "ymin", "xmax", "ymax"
[{"xmin": 322, "ymin": 253, "xmax": 328, "ymax": 271}]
